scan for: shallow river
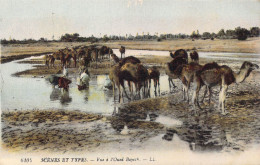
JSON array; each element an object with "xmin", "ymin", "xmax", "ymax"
[
  {"xmin": 1, "ymin": 50, "xmax": 259, "ymax": 113},
  {"xmin": 1, "ymin": 50, "xmax": 260, "ymax": 157}
]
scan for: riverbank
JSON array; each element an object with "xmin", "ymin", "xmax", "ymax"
[{"xmin": 1, "ymin": 37, "xmax": 260, "ymax": 63}]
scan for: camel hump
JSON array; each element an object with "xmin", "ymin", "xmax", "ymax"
[
  {"xmin": 173, "ymin": 49, "xmax": 188, "ymax": 58},
  {"xmin": 201, "ymin": 62, "xmax": 220, "ymax": 71},
  {"xmin": 119, "ymin": 56, "xmax": 141, "ymax": 66}
]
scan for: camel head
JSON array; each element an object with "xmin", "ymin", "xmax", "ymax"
[
  {"xmin": 241, "ymin": 61, "xmax": 259, "ymax": 70},
  {"xmin": 238, "ymin": 61, "xmax": 259, "ymax": 80}
]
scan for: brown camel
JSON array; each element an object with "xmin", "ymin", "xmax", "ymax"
[
  {"xmin": 192, "ymin": 61, "xmax": 259, "ymax": 115},
  {"xmin": 120, "ymin": 63, "xmax": 149, "ymax": 97},
  {"xmin": 109, "ymin": 64, "xmax": 129, "ymax": 102},
  {"xmin": 147, "ymin": 66, "xmax": 160, "ymax": 94},
  {"xmin": 180, "ymin": 62, "xmax": 202, "ymax": 102},
  {"xmin": 119, "ymin": 56, "xmax": 141, "ymax": 67},
  {"xmin": 111, "ymin": 54, "xmax": 120, "ymax": 64},
  {"xmin": 77, "ymin": 48, "xmax": 86, "ymax": 60},
  {"xmin": 170, "ymin": 49, "xmax": 188, "ymax": 63},
  {"xmin": 98, "ymin": 46, "xmax": 109, "ymax": 60},
  {"xmin": 52, "ymin": 50, "xmax": 66, "ymax": 67},
  {"xmin": 119, "ymin": 46, "xmax": 126, "ymax": 59},
  {"xmin": 45, "ymin": 54, "xmax": 55, "ymax": 68},
  {"xmin": 70, "ymin": 48, "xmax": 78, "ymax": 67},
  {"xmin": 165, "ymin": 56, "xmax": 188, "ymax": 89},
  {"xmin": 190, "ymin": 50, "xmax": 199, "ymax": 63}
]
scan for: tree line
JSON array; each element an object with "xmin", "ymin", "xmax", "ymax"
[{"xmin": 1, "ymin": 26, "xmax": 259, "ymax": 45}]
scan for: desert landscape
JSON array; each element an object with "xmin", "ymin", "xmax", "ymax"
[
  {"xmin": 1, "ymin": 0, "xmax": 260, "ymax": 164},
  {"xmin": 1, "ymin": 38, "xmax": 260, "ymax": 161}
]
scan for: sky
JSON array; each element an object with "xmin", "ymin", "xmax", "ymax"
[{"xmin": 0, "ymin": 0, "xmax": 259, "ymax": 40}]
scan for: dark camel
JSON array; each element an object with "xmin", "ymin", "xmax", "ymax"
[
  {"xmin": 120, "ymin": 63, "xmax": 149, "ymax": 97},
  {"xmin": 119, "ymin": 46, "xmax": 126, "ymax": 59},
  {"xmin": 190, "ymin": 50, "xmax": 199, "ymax": 63},
  {"xmin": 192, "ymin": 61, "xmax": 259, "ymax": 115},
  {"xmin": 52, "ymin": 50, "xmax": 66, "ymax": 68},
  {"xmin": 180, "ymin": 62, "xmax": 202, "ymax": 102},
  {"xmin": 147, "ymin": 66, "xmax": 160, "ymax": 95},
  {"xmin": 165, "ymin": 56, "xmax": 188, "ymax": 89},
  {"xmin": 109, "ymin": 64, "xmax": 129, "ymax": 102},
  {"xmin": 119, "ymin": 56, "xmax": 141, "ymax": 67},
  {"xmin": 170, "ymin": 49, "xmax": 188, "ymax": 63},
  {"xmin": 111, "ymin": 54, "xmax": 120, "ymax": 64},
  {"xmin": 45, "ymin": 54, "xmax": 55, "ymax": 68}
]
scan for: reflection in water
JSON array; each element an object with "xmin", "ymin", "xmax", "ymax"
[
  {"xmin": 50, "ymin": 88, "xmax": 62, "ymax": 101},
  {"xmin": 49, "ymin": 88, "xmax": 72, "ymax": 105},
  {"xmin": 60, "ymin": 90, "xmax": 72, "ymax": 105},
  {"xmin": 111, "ymin": 106, "xmax": 148, "ymax": 132},
  {"xmin": 79, "ymin": 89, "xmax": 90, "ymax": 103},
  {"xmin": 160, "ymin": 119, "xmax": 244, "ymax": 152}
]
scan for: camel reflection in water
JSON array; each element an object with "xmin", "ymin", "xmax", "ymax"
[
  {"xmin": 50, "ymin": 88, "xmax": 72, "ymax": 105},
  {"xmin": 111, "ymin": 106, "xmax": 159, "ymax": 134},
  {"xmin": 161, "ymin": 120, "xmax": 243, "ymax": 152}
]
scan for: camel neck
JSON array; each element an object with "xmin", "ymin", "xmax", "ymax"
[{"xmin": 234, "ymin": 67, "xmax": 249, "ymax": 83}]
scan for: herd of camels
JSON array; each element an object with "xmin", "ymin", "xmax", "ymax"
[{"xmin": 45, "ymin": 45, "xmax": 259, "ymax": 115}]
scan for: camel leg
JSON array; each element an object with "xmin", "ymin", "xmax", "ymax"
[
  {"xmin": 121, "ymin": 81, "xmax": 130, "ymax": 101},
  {"xmin": 168, "ymin": 77, "xmax": 171, "ymax": 90},
  {"xmin": 219, "ymin": 84, "xmax": 228, "ymax": 115},
  {"xmin": 201, "ymin": 86, "xmax": 208, "ymax": 103},
  {"xmin": 170, "ymin": 78, "xmax": 176, "ymax": 88},
  {"xmin": 186, "ymin": 80, "xmax": 191, "ymax": 103},
  {"xmin": 128, "ymin": 81, "xmax": 133, "ymax": 100},
  {"xmin": 183, "ymin": 85, "xmax": 188, "ymax": 101},
  {"xmin": 192, "ymin": 79, "xmax": 202, "ymax": 111},
  {"xmin": 158, "ymin": 79, "xmax": 160, "ymax": 95},
  {"xmin": 182, "ymin": 77, "xmax": 188, "ymax": 101},
  {"xmin": 112, "ymin": 81, "xmax": 116, "ymax": 101},
  {"xmin": 208, "ymin": 87, "xmax": 212, "ymax": 105}
]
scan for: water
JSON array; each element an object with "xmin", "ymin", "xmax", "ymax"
[
  {"xmin": 0, "ymin": 57, "xmax": 171, "ymax": 113},
  {"xmin": 112, "ymin": 49, "xmax": 260, "ymax": 62},
  {"xmin": 1, "ymin": 50, "xmax": 259, "ymax": 112}
]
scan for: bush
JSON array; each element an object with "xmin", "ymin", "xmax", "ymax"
[{"xmin": 235, "ymin": 27, "xmax": 250, "ymax": 40}]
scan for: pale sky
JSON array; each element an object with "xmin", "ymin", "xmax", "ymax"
[{"xmin": 0, "ymin": 0, "xmax": 259, "ymax": 40}]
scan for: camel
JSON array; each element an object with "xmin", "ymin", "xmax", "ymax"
[
  {"xmin": 109, "ymin": 64, "xmax": 129, "ymax": 102},
  {"xmin": 192, "ymin": 61, "xmax": 259, "ymax": 115},
  {"xmin": 77, "ymin": 48, "xmax": 86, "ymax": 60},
  {"xmin": 165, "ymin": 56, "xmax": 188, "ymax": 89},
  {"xmin": 170, "ymin": 49, "xmax": 188, "ymax": 63},
  {"xmin": 119, "ymin": 46, "xmax": 126, "ymax": 59},
  {"xmin": 180, "ymin": 62, "xmax": 202, "ymax": 102},
  {"xmin": 70, "ymin": 48, "xmax": 78, "ymax": 67},
  {"xmin": 52, "ymin": 50, "xmax": 66, "ymax": 67},
  {"xmin": 45, "ymin": 54, "xmax": 55, "ymax": 68},
  {"xmin": 108, "ymin": 48, "xmax": 113, "ymax": 59},
  {"xmin": 190, "ymin": 50, "xmax": 199, "ymax": 63},
  {"xmin": 111, "ymin": 54, "xmax": 120, "ymax": 64},
  {"xmin": 98, "ymin": 46, "xmax": 109, "ymax": 60},
  {"xmin": 147, "ymin": 66, "xmax": 160, "ymax": 94},
  {"xmin": 119, "ymin": 56, "xmax": 141, "ymax": 67},
  {"xmin": 120, "ymin": 63, "xmax": 149, "ymax": 97}
]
